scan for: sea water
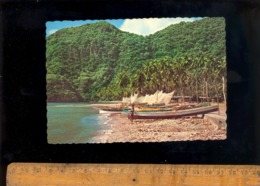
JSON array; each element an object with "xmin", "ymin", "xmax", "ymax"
[{"xmin": 47, "ymin": 103, "xmax": 109, "ymax": 144}]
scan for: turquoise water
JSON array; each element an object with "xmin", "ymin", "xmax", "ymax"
[{"xmin": 47, "ymin": 103, "xmax": 109, "ymax": 144}]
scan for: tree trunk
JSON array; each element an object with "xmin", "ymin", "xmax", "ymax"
[
  {"xmin": 202, "ymin": 81, "xmax": 205, "ymax": 103},
  {"xmin": 205, "ymin": 79, "xmax": 209, "ymax": 102},
  {"xmin": 222, "ymin": 76, "xmax": 226, "ymax": 103},
  {"xmin": 196, "ymin": 78, "xmax": 198, "ymax": 103},
  {"xmin": 214, "ymin": 84, "xmax": 219, "ymax": 103},
  {"xmin": 180, "ymin": 78, "xmax": 184, "ymax": 104},
  {"xmin": 214, "ymin": 84, "xmax": 220, "ymax": 115}
]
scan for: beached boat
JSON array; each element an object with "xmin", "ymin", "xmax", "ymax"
[
  {"xmin": 135, "ymin": 106, "xmax": 173, "ymax": 112},
  {"xmin": 123, "ymin": 108, "xmax": 174, "ymax": 115},
  {"xmin": 99, "ymin": 110, "xmax": 122, "ymax": 114},
  {"xmin": 128, "ymin": 105, "xmax": 219, "ymax": 120},
  {"xmin": 98, "ymin": 107, "xmax": 124, "ymax": 114},
  {"xmin": 134, "ymin": 102, "xmax": 208, "ymax": 112}
]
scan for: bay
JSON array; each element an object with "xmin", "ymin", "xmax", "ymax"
[{"xmin": 47, "ymin": 103, "xmax": 109, "ymax": 144}]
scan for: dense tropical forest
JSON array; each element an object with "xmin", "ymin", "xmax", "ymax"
[{"xmin": 46, "ymin": 17, "xmax": 226, "ymax": 102}]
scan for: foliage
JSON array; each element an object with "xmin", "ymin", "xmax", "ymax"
[{"xmin": 46, "ymin": 18, "xmax": 226, "ymax": 102}]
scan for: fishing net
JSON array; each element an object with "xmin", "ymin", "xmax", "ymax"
[{"xmin": 122, "ymin": 90, "xmax": 175, "ymax": 105}]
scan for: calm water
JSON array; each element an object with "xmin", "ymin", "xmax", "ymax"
[{"xmin": 47, "ymin": 103, "xmax": 110, "ymax": 144}]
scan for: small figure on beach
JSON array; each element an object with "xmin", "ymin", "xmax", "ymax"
[{"xmin": 130, "ymin": 104, "xmax": 135, "ymax": 122}]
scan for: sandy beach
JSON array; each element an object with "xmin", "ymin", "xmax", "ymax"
[{"xmin": 92, "ymin": 103, "xmax": 227, "ymax": 143}]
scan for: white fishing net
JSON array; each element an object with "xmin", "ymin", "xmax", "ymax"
[{"xmin": 122, "ymin": 90, "xmax": 175, "ymax": 105}]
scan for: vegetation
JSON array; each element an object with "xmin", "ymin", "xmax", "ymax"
[{"xmin": 46, "ymin": 17, "xmax": 226, "ymax": 102}]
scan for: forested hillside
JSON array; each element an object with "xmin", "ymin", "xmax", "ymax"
[{"xmin": 46, "ymin": 17, "xmax": 226, "ymax": 102}]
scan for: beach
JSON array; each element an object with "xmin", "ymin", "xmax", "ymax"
[{"xmin": 92, "ymin": 104, "xmax": 227, "ymax": 143}]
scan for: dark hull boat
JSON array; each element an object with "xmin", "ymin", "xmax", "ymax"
[{"xmin": 128, "ymin": 105, "xmax": 219, "ymax": 120}]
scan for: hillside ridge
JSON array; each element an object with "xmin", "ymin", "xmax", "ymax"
[{"xmin": 46, "ymin": 17, "xmax": 226, "ymax": 102}]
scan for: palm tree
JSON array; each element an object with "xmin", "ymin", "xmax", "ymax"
[{"xmin": 172, "ymin": 56, "xmax": 189, "ymax": 102}]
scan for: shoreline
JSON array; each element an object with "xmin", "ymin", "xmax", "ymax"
[{"xmin": 92, "ymin": 108, "xmax": 227, "ymax": 143}]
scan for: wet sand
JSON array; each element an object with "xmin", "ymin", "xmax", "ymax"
[{"xmin": 92, "ymin": 104, "xmax": 227, "ymax": 143}]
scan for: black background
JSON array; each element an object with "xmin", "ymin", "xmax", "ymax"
[{"xmin": 1, "ymin": 0, "xmax": 260, "ymax": 185}]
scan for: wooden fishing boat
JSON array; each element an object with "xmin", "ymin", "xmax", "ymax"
[
  {"xmin": 124, "ymin": 108, "xmax": 173, "ymax": 114},
  {"xmin": 147, "ymin": 103, "xmax": 166, "ymax": 107},
  {"xmin": 135, "ymin": 106, "xmax": 173, "ymax": 112},
  {"xmin": 134, "ymin": 102, "xmax": 204, "ymax": 112},
  {"xmin": 172, "ymin": 102, "xmax": 211, "ymax": 111},
  {"xmin": 128, "ymin": 105, "xmax": 219, "ymax": 120},
  {"xmin": 99, "ymin": 107, "xmax": 123, "ymax": 114}
]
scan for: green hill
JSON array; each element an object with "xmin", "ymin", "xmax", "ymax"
[
  {"xmin": 46, "ymin": 17, "xmax": 226, "ymax": 102},
  {"xmin": 149, "ymin": 18, "xmax": 225, "ymax": 59}
]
